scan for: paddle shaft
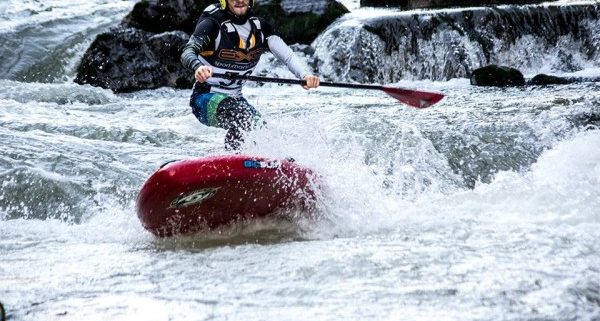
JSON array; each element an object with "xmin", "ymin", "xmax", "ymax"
[
  {"xmin": 211, "ymin": 73, "xmax": 445, "ymax": 108},
  {"xmin": 213, "ymin": 73, "xmax": 383, "ymax": 90}
]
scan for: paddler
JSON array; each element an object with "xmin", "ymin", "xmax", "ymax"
[{"xmin": 181, "ymin": 0, "xmax": 320, "ymax": 150}]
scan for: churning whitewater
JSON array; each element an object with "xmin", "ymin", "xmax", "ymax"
[{"xmin": 1, "ymin": 0, "xmax": 599, "ymax": 320}]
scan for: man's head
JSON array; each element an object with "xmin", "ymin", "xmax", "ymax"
[{"xmin": 219, "ymin": 0, "xmax": 254, "ymax": 17}]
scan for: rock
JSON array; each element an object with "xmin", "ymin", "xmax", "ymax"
[
  {"xmin": 74, "ymin": 28, "xmax": 192, "ymax": 92},
  {"xmin": 470, "ymin": 65, "xmax": 525, "ymax": 87},
  {"xmin": 361, "ymin": 0, "xmax": 408, "ymax": 7},
  {"xmin": 254, "ymin": 0, "xmax": 349, "ymax": 44},
  {"xmin": 122, "ymin": 0, "xmax": 349, "ymax": 44},
  {"xmin": 360, "ymin": 0, "xmax": 555, "ymax": 8},
  {"xmin": 121, "ymin": 0, "xmax": 213, "ymax": 34},
  {"xmin": 313, "ymin": 4, "xmax": 598, "ymax": 83},
  {"xmin": 584, "ymin": 113, "xmax": 600, "ymax": 129},
  {"xmin": 77, "ymin": 0, "xmax": 348, "ymax": 92},
  {"xmin": 528, "ymin": 74, "xmax": 573, "ymax": 85},
  {"xmin": 570, "ymin": 111, "xmax": 600, "ymax": 130}
]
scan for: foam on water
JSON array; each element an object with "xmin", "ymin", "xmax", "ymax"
[
  {"xmin": 0, "ymin": 0, "xmax": 136, "ymax": 81},
  {"xmin": 1, "ymin": 2, "xmax": 599, "ymax": 319},
  {"xmin": 402, "ymin": 129, "xmax": 600, "ymax": 228},
  {"xmin": 237, "ymin": 96, "xmax": 458, "ymax": 238},
  {"xmin": 0, "ymin": 0, "xmax": 134, "ymax": 32},
  {"xmin": 0, "ymin": 76, "xmax": 598, "ymax": 321},
  {"xmin": 236, "ymin": 101, "xmax": 600, "ymax": 241},
  {"xmin": 0, "ymin": 80, "xmax": 118, "ymax": 105}
]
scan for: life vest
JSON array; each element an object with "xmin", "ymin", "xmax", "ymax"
[{"xmin": 196, "ymin": 5, "xmax": 267, "ymax": 95}]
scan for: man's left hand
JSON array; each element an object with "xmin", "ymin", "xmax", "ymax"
[{"xmin": 303, "ymin": 75, "xmax": 320, "ymax": 90}]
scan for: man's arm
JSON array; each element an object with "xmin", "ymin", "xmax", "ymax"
[
  {"xmin": 181, "ymin": 35, "xmax": 211, "ymax": 72},
  {"xmin": 261, "ymin": 19, "xmax": 319, "ymax": 89},
  {"xmin": 180, "ymin": 19, "xmax": 219, "ymax": 71},
  {"xmin": 266, "ymin": 35, "xmax": 307, "ymax": 80}
]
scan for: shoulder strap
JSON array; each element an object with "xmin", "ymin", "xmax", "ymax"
[
  {"xmin": 199, "ymin": 4, "xmax": 226, "ymax": 24},
  {"xmin": 249, "ymin": 17, "xmax": 261, "ymax": 31},
  {"xmin": 202, "ymin": 4, "xmax": 220, "ymax": 16},
  {"xmin": 248, "ymin": 17, "xmax": 266, "ymax": 44}
]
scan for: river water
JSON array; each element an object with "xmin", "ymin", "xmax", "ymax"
[{"xmin": 1, "ymin": 1, "xmax": 599, "ymax": 320}]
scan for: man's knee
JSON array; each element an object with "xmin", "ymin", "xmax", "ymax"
[{"xmin": 217, "ymin": 98, "xmax": 258, "ymax": 130}]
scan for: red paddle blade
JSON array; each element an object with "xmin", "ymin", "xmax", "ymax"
[{"xmin": 382, "ymin": 86, "xmax": 445, "ymax": 108}]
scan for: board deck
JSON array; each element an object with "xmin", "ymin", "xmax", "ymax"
[{"xmin": 136, "ymin": 155, "xmax": 319, "ymax": 236}]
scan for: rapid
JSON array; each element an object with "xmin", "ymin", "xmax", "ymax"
[{"xmin": 1, "ymin": 0, "xmax": 599, "ymax": 320}]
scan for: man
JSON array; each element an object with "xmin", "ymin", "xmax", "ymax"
[{"xmin": 181, "ymin": 0, "xmax": 320, "ymax": 150}]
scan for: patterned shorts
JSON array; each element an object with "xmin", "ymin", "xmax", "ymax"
[{"xmin": 191, "ymin": 93, "xmax": 261, "ymax": 130}]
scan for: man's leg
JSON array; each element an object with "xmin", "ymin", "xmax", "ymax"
[
  {"xmin": 191, "ymin": 92, "xmax": 229, "ymax": 127},
  {"xmin": 191, "ymin": 93, "xmax": 261, "ymax": 150},
  {"xmin": 216, "ymin": 97, "xmax": 261, "ymax": 150}
]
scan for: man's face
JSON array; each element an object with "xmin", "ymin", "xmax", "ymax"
[{"xmin": 226, "ymin": 0, "xmax": 250, "ymax": 16}]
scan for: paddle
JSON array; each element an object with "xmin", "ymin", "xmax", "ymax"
[{"xmin": 213, "ymin": 73, "xmax": 445, "ymax": 108}]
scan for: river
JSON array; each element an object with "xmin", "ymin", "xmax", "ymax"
[{"xmin": 1, "ymin": 0, "xmax": 599, "ymax": 320}]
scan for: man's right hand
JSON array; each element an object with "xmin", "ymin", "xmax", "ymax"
[{"xmin": 195, "ymin": 66, "xmax": 213, "ymax": 83}]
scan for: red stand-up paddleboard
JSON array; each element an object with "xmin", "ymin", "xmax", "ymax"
[{"xmin": 136, "ymin": 155, "xmax": 319, "ymax": 237}]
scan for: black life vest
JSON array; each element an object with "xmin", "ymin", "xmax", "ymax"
[{"xmin": 196, "ymin": 5, "xmax": 267, "ymax": 94}]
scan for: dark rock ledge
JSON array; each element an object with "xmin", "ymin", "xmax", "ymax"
[
  {"xmin": 361, "ymin": 0, "xmax": 556, "ymax": 9},
  {"xmin": 75, "ymin": 0, "xmax": 349, "ymax": 92},
  {"xmin": 470, "ymin": 64, "xmax": 600, "ymax": 87}
]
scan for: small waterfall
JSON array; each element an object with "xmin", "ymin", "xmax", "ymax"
[
  {"xmin": 0, "ymin": 1, "xmax": 135, "ymax": 82},
  {"xmin": 313, "ymin": 3, "xmax": 600, "ymax": 82}
]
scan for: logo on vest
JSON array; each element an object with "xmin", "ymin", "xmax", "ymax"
[{"xmin": 218, "ymin": 48, "xmax": 264, "ymax": 62}]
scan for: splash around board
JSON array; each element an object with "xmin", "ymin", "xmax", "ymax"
[{"xmin": 136, "ymin": 155, "xmax": 320, "ymax": 237}]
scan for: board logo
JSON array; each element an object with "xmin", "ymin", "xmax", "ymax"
[
  {"xmin": 244, "ymin": 160, "xmax": 280, "ymax": 169},
  {"xmin": 170, "ymin": 188, "xmax": 219, "ymax": 209}
]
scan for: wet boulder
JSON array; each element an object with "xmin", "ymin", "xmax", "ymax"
[
  {"xmin": 470, "ymin": 65, "xmax": 525, "ymax": 87},
  {"xmin": 76, "ymin": 0, "xmax": 348, "ymax": 92},
  {"xmin": 254, "ymin": 0, "xmax": 349, "ymax": 44},
  {"xmin": 360, "ymin": 0, "xmax": 554, "ymax": 8},
  {"xmin": 121, "ymin": 0, "xmax": 212, "ymax": 35},
  {"xmin": 75, "ymin": 28, "xmax": 192, "ymax": 92},
  {"xmin": 314, "ymin": 4, "xmax": 598, "ymax": 84},
  {"xmin": 528, "ymin": 74, "xmax": 573, "ymax": 85},
  {"xmin": 122, "ymin": 0, "xmax": 349, "ymax": 44},
  {"xmin": 361, "ymin": 0, "xmax": 409, "ymax": 6},
  {"xmin": 584, "ymin": 113, "xmax": 600, "ymax": 129}
]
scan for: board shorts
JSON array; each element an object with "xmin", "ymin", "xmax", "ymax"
[
  {"xmin": 190, "ymin": 92, "xmax": 263, "ymax": 150},
  {"xmin": 190, "ymin": 92, "xmax": 261, "ymax": 130}
]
